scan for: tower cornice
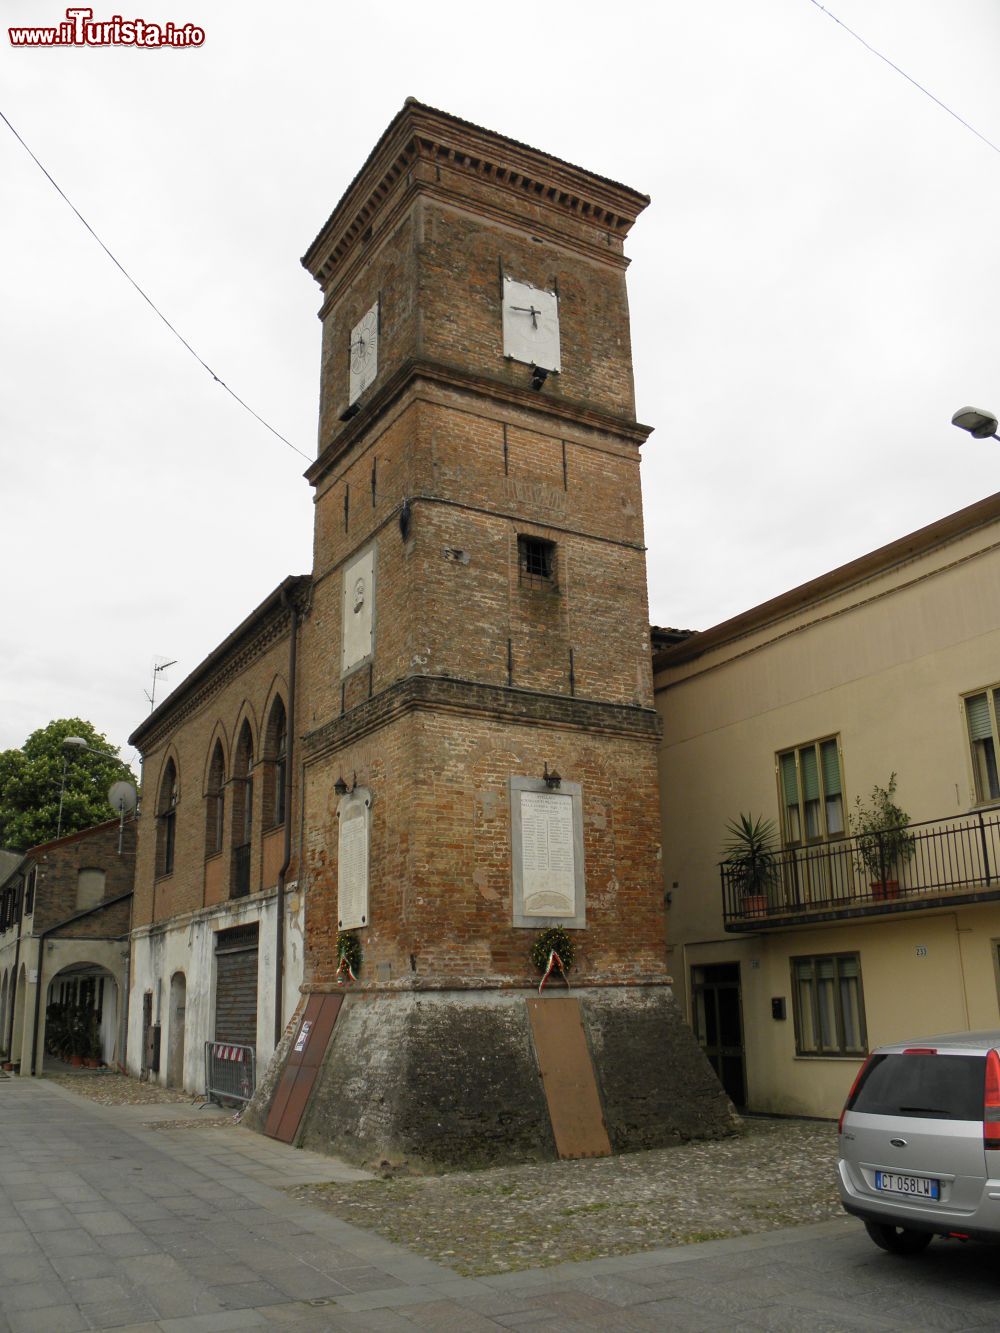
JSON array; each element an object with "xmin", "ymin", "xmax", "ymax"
[
  {"xmin": 304, "ymin": 357, "xmax": 653, "ymax": 488},
  {"xmin": 302, "ymin": 99, "xmax": 650, "ymax": 293}
]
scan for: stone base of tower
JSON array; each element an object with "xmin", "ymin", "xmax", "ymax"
[{"xmin": 245, "ymin": 984, "xmax": 738, "ymax": 1169}]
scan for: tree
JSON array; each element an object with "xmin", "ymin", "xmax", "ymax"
[{"xmin": 0, "ymin": 719, "xmax": 137, "ymax": 852}]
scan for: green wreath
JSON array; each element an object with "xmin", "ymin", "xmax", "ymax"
[
  {"xmin": 530, "ymin": 926, "xmax": 575, "ymax": 973},
  {"xmin": 337, "ymin": 931, "xmax": 363, "ymax": 975}
]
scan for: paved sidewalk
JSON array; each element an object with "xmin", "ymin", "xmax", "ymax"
[{"xmin": 1, "ymin": 1078, "xmax": 999, "ymax": 1331}]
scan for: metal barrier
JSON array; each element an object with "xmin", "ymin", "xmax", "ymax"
[{"xmin": 204, "ymin": 1040, "xmax": 256, "ymax": 1106}]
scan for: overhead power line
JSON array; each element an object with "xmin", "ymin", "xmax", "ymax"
[
  {"xmin": 0, "ymin": 106, "xmax": 312, "ymax": 462},
  {"xmin": 807, "ymin": 0, "xmax": 1000, "ymax": 159}
]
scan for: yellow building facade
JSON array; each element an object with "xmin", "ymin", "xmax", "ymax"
[{"xmin": 654, "ymin": 494, "xmax": 1000, "ymax": 1118}]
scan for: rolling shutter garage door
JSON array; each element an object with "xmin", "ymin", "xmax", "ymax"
[{"xmin": 214, "ymin": 923, "xmax": 259, "ymax": 1050}]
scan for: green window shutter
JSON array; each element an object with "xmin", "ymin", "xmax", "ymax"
[
  {"xmin": 779, "ymin": 752, "xmax": 798, "ymax": 805},
  {"xmin": 966, "ymin": 693, "xmax": 992, "ymax": 741},
  {"xmin": 837, "ymin": 954, "xmax": 859, "ymax": 980},
  {"xmin": 820, "ymin": 739, "xmax": 842, "ymax": 795},
  {"xmin": 800, "ymin": 746, "xmax": 820, "ymax": 802}
]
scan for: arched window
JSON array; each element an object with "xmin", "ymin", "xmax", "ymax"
[
  {"xmin": 231, "ymin": 724, "xmax": 253, "ymax": 898},
  {"xmin": 157, "ymin": 759, "xmax": 178, "ymax": 877},
  {"xmin": 206, "ymin": 742, "xmax": 225, "ymax": 858},
  {"xmin": 265, "ymin": 697, "xmax": 287, "ymax": 828}
]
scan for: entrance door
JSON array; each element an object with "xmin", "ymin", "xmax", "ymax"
[
  {"xmin": 214, "ymin": 923, "xmax": 259, "ymax": 1051},
  {"xmin": 691, "ymin": 963, "xmax": 746, "ymax": 1107}
]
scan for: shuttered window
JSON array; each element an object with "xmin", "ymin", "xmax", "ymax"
[
  {"xmin": 777, "ymin": 737, "xmax": 844, "ymax": 845},
  {"xmin": 792, "ymin": 953, "xmax": 866, "ymax": 1056},
  {"xmin": 964, "ymin": 689, "xmax": 1000, "ymax": 803}
]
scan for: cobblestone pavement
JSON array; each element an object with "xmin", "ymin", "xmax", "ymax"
[
  {"xmin": 2, "ymin": 1078, "xmax": 999, "ymax": 1331},
  {"xmin": 291, "ymin": 1118, "xmax": 841, "ymax": 1276}
]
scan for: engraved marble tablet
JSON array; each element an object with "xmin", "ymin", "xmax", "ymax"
[
  {"xmin": 337, "ymin": 788, "xmax": 371, "ymax": 929},
  {"xmin": 510, "ymin": 776, "xmax": 585, "ymax": 928},
  {"xmin": 520, "ymin": 792, "xmax": 575, "ymax": 916}
]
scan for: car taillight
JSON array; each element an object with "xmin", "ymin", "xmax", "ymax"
[
  {"xmin": 903, "ymin": 1047, "xmax": 937, "ymax": 1055},
  {"xmin": 984, "ymin": 1049, "xmax": 1000, "ymax": 1152},
  {"xmin": 838, "ymin": 1054, "xmax": 873, "ymax": 1134}
]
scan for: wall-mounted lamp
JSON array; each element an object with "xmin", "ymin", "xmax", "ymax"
[
  {"xmin": 334, "ymin": 776, "xmax": 348, "ymax": 796},
  {"xmin": 530, "ymin": 364, "xmax": 549, "ymax": 391},
  {"xmin": 399, "ymin": 497, "xmax": 412, "ymax": 540},
  {"xmin": 543, "ymin": 762, "xmax": 561, "ymax": 789}
]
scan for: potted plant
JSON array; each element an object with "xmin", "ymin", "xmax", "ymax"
[
  {"xmin": 722, "ymin": 814, "xmax": 780, "ymax": 917},
  {"xmin": 850, "ymin": 774, "xmax": 915, "ymax": 899}
]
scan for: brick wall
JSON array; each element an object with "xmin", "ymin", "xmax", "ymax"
[
  {"xmin": 131, "ymin": 598, "xmax": 303, "ymax": 931},
  {"xmin": 29, "ymin": 820, "xmax": 136, "ymax": 935},
  {"xmin": 300, "ymin": 390, "xmax": 653, "ymax": 730},
  {"xmin": 302, "ymin": 690, "xmax": 665, "ymax": 990}
]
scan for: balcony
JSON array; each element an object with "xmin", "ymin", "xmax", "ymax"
[{"xmin": 721, "ymin": 808, "xmax": 1000, "ymax": 930}]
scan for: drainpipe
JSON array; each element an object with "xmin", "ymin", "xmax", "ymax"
[
  {"xmin": 29, "ymin": 890, "xmax": 134, "ymax": 1076},
  {"xmin": 275, "ymin": 586, "xmax": 299, "ymax": 1049}
]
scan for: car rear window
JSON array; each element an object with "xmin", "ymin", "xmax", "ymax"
[{"xmin": 850, "ymin": 1053, "xmax": 986, "ymax": 1120}]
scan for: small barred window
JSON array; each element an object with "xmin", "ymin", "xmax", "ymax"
[{"xmin": 518, "ymin": 536, "xmax": 557, "ymax": 590}]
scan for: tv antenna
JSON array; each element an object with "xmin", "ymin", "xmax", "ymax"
[{"xmin": 145, "ymin": 657, "xmax": 177, "ymax": 712}]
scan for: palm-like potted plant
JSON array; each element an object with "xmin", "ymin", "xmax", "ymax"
[
  {"xmin": 723, "ymin": 814, "xmax": 780, "ymax": 917},
  {"xmin": 850, "ymin": 774, "xmax": 915, "ymax": 899}
]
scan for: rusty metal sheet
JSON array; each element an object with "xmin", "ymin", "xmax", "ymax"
[
  {"xmin": 265, "ymin": 993, "xmax": 343, "ymax": 1143},
  {"xmin": 527, "ymin": 997, "xmax": 611, "ymax": 1160}
]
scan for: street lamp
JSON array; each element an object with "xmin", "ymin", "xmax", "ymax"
[
  {"xmin": 55, "ymin": 736, "xmax": 132, "ymax": 838},
  {"xmin": 951, "ymin": 407, "xmax": 999, "ymax": 441}
]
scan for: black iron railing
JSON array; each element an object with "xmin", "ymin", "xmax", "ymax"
[
  {"xmin": 232, "ymin": 842, "xmax": 251, "ymax": 899},
  {"xmin": 720, "ymin": 809, "xmax": 1000, "ymax": 928}
]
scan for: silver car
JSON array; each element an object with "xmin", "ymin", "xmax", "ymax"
[{"xmin": 837, "ymin": 1029, "xmax": 1000, "ymax": 1253}]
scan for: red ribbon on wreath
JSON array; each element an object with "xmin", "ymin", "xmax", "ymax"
[
  {"xmin": 334, "ymin": 952, "xmax": 357, "ymax": 985},
  {"xmin": 538, "ymin": 949, "xmax": 569, "ymax": 993}
]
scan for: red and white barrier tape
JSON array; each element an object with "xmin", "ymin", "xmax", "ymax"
[{"xmin": 212, "ymin": 1044, "xmax": 247, "ymax": 1061}]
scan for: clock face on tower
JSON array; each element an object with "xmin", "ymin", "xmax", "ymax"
[
  {"xmin": 502, "ymin": 277, "xmax": 560, "ymax": 374},
  {"xmin": 348, "ymin": 301, "xmax": 379, "ymax": 405}
]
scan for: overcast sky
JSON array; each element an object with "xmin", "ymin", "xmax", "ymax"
[{"xmin": 2, "ymin": 0, "xmax": 999, "ymax": 763}]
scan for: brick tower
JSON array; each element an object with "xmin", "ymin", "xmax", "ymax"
[{"xmin": 251, "ymin": 101, "xmax": 733, "ymax": 1163}]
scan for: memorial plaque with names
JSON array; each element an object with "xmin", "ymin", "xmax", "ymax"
[
  {"xmin": 337, "ymin": 789, "xmax": 371, "ymax": 929},
  {"xmin": 521, "ymin": 791, "xmax": 576, "ymax": 917}
]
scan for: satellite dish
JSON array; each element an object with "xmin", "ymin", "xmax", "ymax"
[{"xmin": 108, "ymin": 781, "xmax": 138, "ymax": 816}]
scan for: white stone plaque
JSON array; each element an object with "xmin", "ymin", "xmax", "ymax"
[
  {"xmin": 341, "ymin": 546, "xmax": 375, "ymax": 675},
  {"xmin": 337, "ymin": 789, "xmax": 371, "ymax": 929},
  {"xmin": 510, "ymin": 777, "xmax": 585, "ymax": 928},
  {"xmin": 520, "ymin": 792, "xmax": 575, "ymax": 916}
]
